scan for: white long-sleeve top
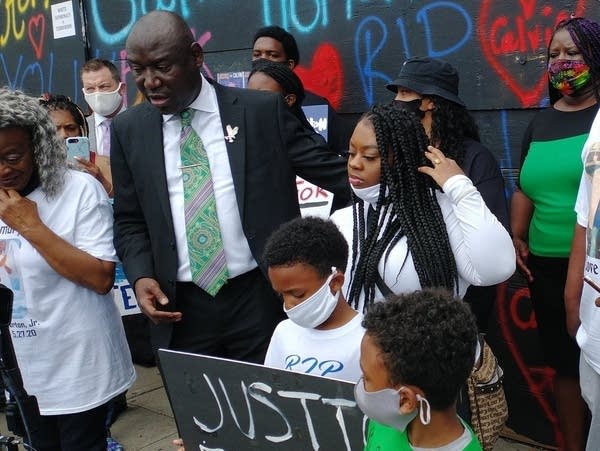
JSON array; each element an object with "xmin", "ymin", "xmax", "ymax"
[{"xmin": 331, "ymin": 174, "xmax": 515, "ymax": 312}]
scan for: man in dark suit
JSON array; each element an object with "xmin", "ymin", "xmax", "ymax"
[{"xmin": 110, "ymin": 11, "xmax": 350, "ymax": 363}]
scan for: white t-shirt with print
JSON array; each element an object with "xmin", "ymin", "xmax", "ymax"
[
  {"xmin": 0, "ymin": 170, "xmax": 135, "ymax": 415},
  {"xmin": 574, "ymin": 110, "xmax": 600, "ymax": 375},
  {"xmin": 264, "ymin": 313, "xmax": 364, "ymax": 383}
]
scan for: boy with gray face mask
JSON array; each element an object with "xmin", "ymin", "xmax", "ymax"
[
  {"xmin": 356, "ymin": 288, "xmax": 482, "ymax": 450},
  {"xmin": 262, "ymin": 216, "xmax": 364, "ymax": 382}
]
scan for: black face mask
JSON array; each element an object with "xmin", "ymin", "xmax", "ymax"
[{"xmin": 392, "ymin": 98, "xmax": 425, "ymax": 119}]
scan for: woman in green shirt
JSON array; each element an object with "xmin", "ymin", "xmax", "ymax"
[{"xmin": 511, "ymin": 17, "xmax": 600, "ymax": 450}]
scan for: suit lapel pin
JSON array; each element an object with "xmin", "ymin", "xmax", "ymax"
[{"xmin": 224, "ymin": 124, "xmax": 239, "ymax": 143}]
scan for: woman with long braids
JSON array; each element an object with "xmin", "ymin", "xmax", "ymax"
[
  {"xmin": 386, "ymin": 56, "xmax": 509, "ymax": 333},
  {"xmin": 513, "ymin": 17, "xmax": 600, "ymax": 450},
  {"xmin": 247, "ymin": 59, "xmax": 314, "ymax": 131},
  {"xmin": 331, "ymin": 104, "xmax": 514, "ymax": 312},
  {"xmin": 331, "ymin": 104, "xmax": 513, "ymax": 450}
]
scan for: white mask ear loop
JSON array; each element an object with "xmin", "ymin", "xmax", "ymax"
[
  {"xmin": 416, "ymin": 394, "xmax": 431, "ymax": 425},
  {"xmin": 395, "ymin": 385, "xmax": 407, "ymax": 411}
]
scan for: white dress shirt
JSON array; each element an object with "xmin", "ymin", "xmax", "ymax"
[{"xmin": 162, "ymin": 75, "xmax": 257, "ymax": 281}]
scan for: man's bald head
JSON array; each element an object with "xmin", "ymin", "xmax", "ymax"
[
  {"xmin": 126, "ymin": 11, "xmax": 203, "ymax": 115},
  {"xmin": 127, "ymin": 11, "xmax": 194, "ymax": 52}
]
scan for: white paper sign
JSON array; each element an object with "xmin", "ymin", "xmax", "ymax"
[
  {"xmin": 297, "ymin": 177, "xmax": 333, "ymax": 218},
  {"xmin": 113, "ymin": 263, "xmax": 141, "ymax": 316},
  {"xmin": 51, "ymin": 1, "xmax": 76, "ymax": 39}
]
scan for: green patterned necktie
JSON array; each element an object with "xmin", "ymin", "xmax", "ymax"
[{"xmin": 179, "ymin": 108, "xmax": 228, "ymax": 296}]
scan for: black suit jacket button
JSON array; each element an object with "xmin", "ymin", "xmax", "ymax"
[{"xmin": 169, "ymin": 242, "xmax": 176, "ymax": 250}]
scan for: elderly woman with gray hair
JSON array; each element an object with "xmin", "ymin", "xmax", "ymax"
[{"xmin": 0, "ymin": 88, "xmax": 135, "ymax": 451}]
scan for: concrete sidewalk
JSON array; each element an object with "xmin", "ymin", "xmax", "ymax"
[
  {"xmin": 110, "ymin": 365, "xmax": 178, "ymax": 450},
  {"xmin": 1, "ymin": 364, "xmax": 551, "ymax": 450}
]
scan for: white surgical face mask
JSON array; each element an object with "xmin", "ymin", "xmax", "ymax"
[
  {"xmin": 284, "ymin": 267, "xmax": 339, "ymax": 328},
  {"xmin": 351, "ymin": 183, "xmax": 381, "ymax": 205},
  {"xmin": 354, "ymin": 379, "xmax": 417, "ymax": 431},
  {"xmin": 83, "ymin": 83, "xmax": 122, "ymax": 117}
]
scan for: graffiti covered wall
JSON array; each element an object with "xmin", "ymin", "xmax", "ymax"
[
  {"xmin": 84, "ymin": 0, "xmax": 588, "ymax": 110},
  {"xmin": 3, "ymin": 1, "xmax": 593, "ymax": 184},
  {"xmin": 1, "ymin": 0, "xmax": 87, "ymax": 102},
  {"xmin": 2, "ymin": 0, "xmax": 599, "ymax": 447}
]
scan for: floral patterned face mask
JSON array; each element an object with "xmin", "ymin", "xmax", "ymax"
[{"xmin": 548, "ymin": 59, "xmax": 591, "ymax": 96}]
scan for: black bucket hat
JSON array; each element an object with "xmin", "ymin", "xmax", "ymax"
[{"xmin": 386, "ymin": 56, "xmax": 465, "ymax": 107}]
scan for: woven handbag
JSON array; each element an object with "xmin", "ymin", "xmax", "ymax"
[{"xmin": 467, "ymin": 336, "xmax": 508, "ymax": 451}]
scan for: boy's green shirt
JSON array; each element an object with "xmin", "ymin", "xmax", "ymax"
[{"xmin": 364, "ymin": 419, "xmax": 482, "ymax": 450}]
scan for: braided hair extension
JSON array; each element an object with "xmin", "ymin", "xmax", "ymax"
[
  {"xmin": 250, "ymin": 59, "xmax": 306, "ymax": 104},
  {"xmin": 249, "ymin": 59, "xmax": 314, "ymax": 131},
  {"xmin": 428, "ymin": 96, "xmax": 480, "ymax": 166},
  {"xmin": 347, "ymin": 105, "xmax": 458, "ymax": 311},
  {"xmin": 548, "ymin": 17, "xmax": 600, "ymax": 104},
  {"xmin": 39, "ymin": 93, "xmax": 89, "ymax": 137}
]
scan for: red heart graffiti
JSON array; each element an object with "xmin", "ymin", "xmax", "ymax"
[
  {"xmin": 496, "ymin": 284, "xmax": 563, "ymax": 447},
  {"xmin": 478, "ymin": 0, "xmax": 586, "ymax": 107},
  {"xmin": 28, "ymin": 14, "xmax": 46, "ymax": 60},
  {"xmin": 295, "ymin": 43, "xmax": 344, "ymax": 110}
]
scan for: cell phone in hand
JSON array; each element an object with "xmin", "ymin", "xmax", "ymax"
[{"xmin": 65, "ymin": 137, "xmax": 90, "ymax": 163}]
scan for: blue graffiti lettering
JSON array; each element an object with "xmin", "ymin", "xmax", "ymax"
[
  {"xmin": 21, "ymin": 62, "xmax": 44, "ymax": 93},
  {"xmin": 89, "ymin": 0, "xmax": 137, "ymax": 45},
  {"xmin": 346, "ymin": 0, "xmax": 391, "ymax": 21},
  {"xmin": 289, "ymin": 0, "xmax": 327, "ymax": 32},
  {"xmin": 263, "ymin": 0, "xmax": 286, "ymax": 27},
  {"xmin": 153, "ymin": 0, "xmax": 191, "ymax": 17},
  {"xmin": 263, "ymin": 0, "xmax": 327, "ymax": 32},
  {"xmin": 499, "ymin": 109, "xmax": 516, "ymax": 195},
  {"xmin": 417, "ymin": 1, "xmax": 472, "ymax": 58},
  {"xmin": 354, "ymin": 15, "xmax": 392, "ymax": 106},
  {"xmin": 0, "ymin": 53, "xmax": 23, "ymax": 89},
  {"xmin": 394, "ymin": 17, "xmax": 411, "ymax": 60},
  {"xmin": 71, "ymin": 58, "xmax": 80, "ymax": 104},
  {"xmin": 89, "ymin": 0, "xmax": 196, "ymax": 45},
  {"xmin": 0, "ymin": 51, "xmax": 54, "ymax": 93}
]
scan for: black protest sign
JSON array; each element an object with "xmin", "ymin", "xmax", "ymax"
[{"xmin": 158, "ymin": 349, "xmax": 366, "ymax": 450}]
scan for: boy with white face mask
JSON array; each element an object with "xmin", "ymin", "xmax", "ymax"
[
  {"xmin": 262, "ymin": 216, "xmax": 364, "ymax": 382},
  {"xmin": 357, "ymin": 289, "xmax": 482, "ymax": 450}
]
